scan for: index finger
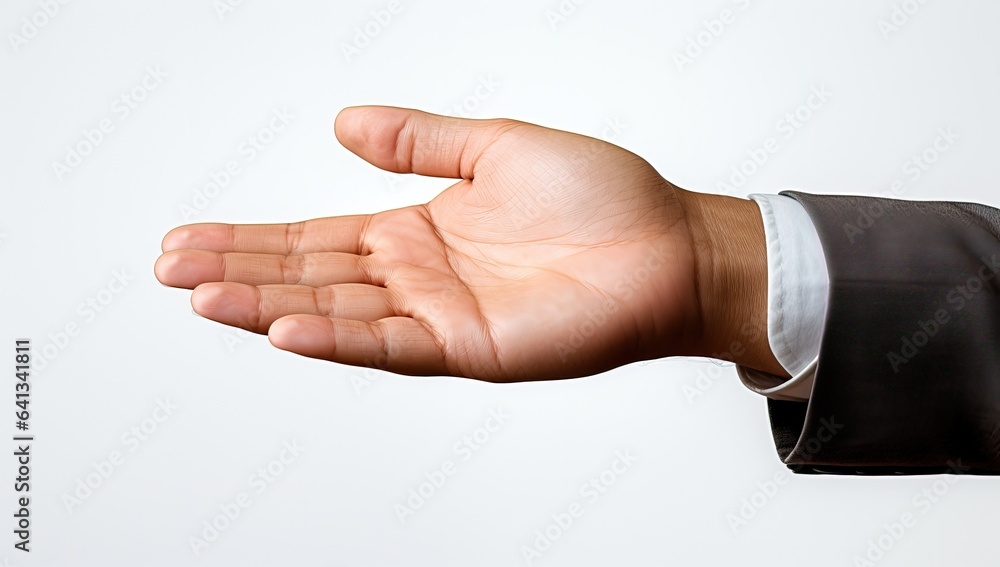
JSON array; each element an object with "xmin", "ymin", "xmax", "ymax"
[{"xmin": 161, "ymin": 215, "xmax": 372, "ymax": 255}]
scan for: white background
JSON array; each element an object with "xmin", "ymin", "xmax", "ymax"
[{"xmin": 2, "ymin": 0, "xmax": 999, "ymax": 565}]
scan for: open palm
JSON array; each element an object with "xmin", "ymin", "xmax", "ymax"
[{"xmin": 154, "ymin": 107, "xmax": 704, "ymax": 381}]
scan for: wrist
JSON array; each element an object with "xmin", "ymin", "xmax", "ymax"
[{"xmin": 675, "ymin": 188, "xmax": 786, "ymax": 376}]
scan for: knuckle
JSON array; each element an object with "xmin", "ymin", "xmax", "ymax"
[
  {"xmin": 282, "ymin": 254, "xmax": 306, "ymax": 285},
  {"xmin": 285, "ymin": 221, "xmax": 305, "ymax": 255}
]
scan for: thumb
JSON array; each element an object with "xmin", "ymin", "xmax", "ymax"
[{"xmin": 334, "ymin": 105, "xmax": 512, "ymax": 180}]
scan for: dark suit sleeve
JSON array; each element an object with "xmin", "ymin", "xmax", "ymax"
[{"xmin": 766, "ymin": 191, "xmax": 1000, "ymax": 475}]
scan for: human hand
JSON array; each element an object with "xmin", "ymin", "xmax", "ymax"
[{"xmin": 154, "ymin": 106, "xmax": 780, "ymax": 380}]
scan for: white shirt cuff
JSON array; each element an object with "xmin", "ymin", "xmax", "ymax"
[{"xmin": 735, "ymin": 194, "xmax": 830, "ymax": 402}]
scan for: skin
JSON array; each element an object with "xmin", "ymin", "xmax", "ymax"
[{"xmin": 154, "ymin": 106, "xmax": 785, "ymax": 380}]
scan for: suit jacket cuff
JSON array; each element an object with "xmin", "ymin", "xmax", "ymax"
[{"xmin": 768, "ymin": 191, "xmax": 1000, "ymax": 474}]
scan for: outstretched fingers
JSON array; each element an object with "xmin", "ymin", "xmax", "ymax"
[
  {"xmin": 155, "ymin": 249, "xmax": 383, "ymax": 289},
  {"xmin": 160, "ymin": 215, "xmax": 371, "ymax": 255},
  {"xmin": 156, "ymin": 215, "xmax": 380, "ymax": 289},
  {"xmin": 268, "ymin": 315, "xmax": 448, "ymax": 376},
  {"xmin": 190, "ymin": 282, "xmax": 398, "ymax": 334}
]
